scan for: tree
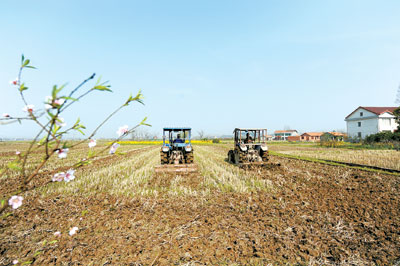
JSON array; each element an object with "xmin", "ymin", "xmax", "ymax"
[
  {"xmin": 130, "ymin": 128, "xmax": 152, "ymax": 140},
  {"xmin": 395, "ymin": 85, "xmax": 400, "ymax": 131},
  {"xmin": 0, "ymin": 55, "xmax": 149, "ymax": 215},
  {"xmin": 197, "ymin": 130, "xmax": 205, "ymax": 140},
  {"xmin": 394, "ymin": 107, "xmax": 400, "ymax": 132}
]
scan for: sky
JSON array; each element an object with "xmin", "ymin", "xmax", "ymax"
[{"xmin": 1, "ymin": 0, "xmax": 400, "ymax": 139}]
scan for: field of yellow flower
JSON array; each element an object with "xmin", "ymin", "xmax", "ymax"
[{"xmin": 116, "ymin": 140, "xmax": 214, "ymax": 145}]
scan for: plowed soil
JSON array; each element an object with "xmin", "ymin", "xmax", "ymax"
[{"xmin": 1, "ymin": 149, "xmax": 400, "ymax": 265}]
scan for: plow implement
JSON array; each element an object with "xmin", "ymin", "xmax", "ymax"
[{"xmin": 154, "ymin": 163, "xmax": 198, "ymax": 173}]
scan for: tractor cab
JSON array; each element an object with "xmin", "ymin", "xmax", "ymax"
[
  {"xmin": 228, "ymin": 128, "xmax": 269, "ymax": 166},
  {"xmin": 162, "ymin": 127, "xmax": 192, "ymax": 151},
  {"xmin": 234, "ymin": 128, "xmax": 268, "ymax": 150},
  {"xmin": 155, "ymin": 127, "xmax": 196, "ymax": 173}
]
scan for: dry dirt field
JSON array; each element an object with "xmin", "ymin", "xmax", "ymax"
[
  {"xmin": 268, "ymin": 143, "xmax": 400, "ymax": 171},
  {"xmin": 1, "ymin": 143, "xmax": 400, "ymax": 265}
]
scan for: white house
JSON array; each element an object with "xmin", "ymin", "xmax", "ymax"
[
  {"xmin": 345, "ymin": 106, "xmax": 398, "ymax": 139},
  {"xmin": 274, "ymin": 130, "xmax": 299, "ymax": 140}
]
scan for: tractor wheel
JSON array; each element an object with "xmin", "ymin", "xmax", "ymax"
[
  {"xmin": 227, "ymin": 150, "xmax": 234, "ymax": 164},
  {"xmin": 185, "ymin": 152, "xmax": 194, "ymax": 164},
  {"xmin": 261, "ymin": 151, "xmax": 269, "ymax": 162},
  {"xmin": 160, "ymin": 152, "xmax": 169, "ymax": 165},
  {"xmin": 238, "ymin": 151, "xmax": 246, "ymax": 163}
]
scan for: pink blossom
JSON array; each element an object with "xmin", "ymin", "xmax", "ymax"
[
  {"xmin": 52, "ymin": 172, "xmax": 65, "ymax": 182},
  {"xmin": 8, "ymin": 195, "xmax": 23, "ymax": 209},
  {"xmin": 22, "ymin": 104, "xmax": 34, "ymax": 113},
  {"xmin": 54, "ymin": 98, "xmax": 65, "ymax": 106},
  {"xmin": 2, "ymin": 113, "xmax": 10, "ymax": 118},
  {"xmin": 15, "ymin": 151, "xmax": 21, "ymax": 155},
  {"xmin": 69, "ymin": 226, "xmax": 79, "ymax": 236},
  {"xmin": 45, "ymin": 96, "xmax": 65, "ymax": 110},
  {"xmin": 64, "ymin": 169, "xmax": 75, "ymax": 182},
  {"xmin": 12, "ymin": 260, "xmax": 18, "ymax": 265},
  {"xmin": 116, "ymin": 125, "xmax": 129, "ymax": 136},
  {"xmin": 54, "ymin": 231, "xmax": 61, "ymax": 237},
  {"xmin": 88, "ymin": 139, "xmax": 97, "ymax": 148},
  {"xmin": 57, "ymin": 148, "xmax": 69, "ymax": 159},
  {"xmin": 109, "ymin": 143, "xmax": 120, "ymax": 154},
  {"xmin": 55, "ymin": 117, "xmax": 66, "ymax": 127},
  {"xmin": 9, "ymin": 78, "xmax": 18, "ymax": 86}
]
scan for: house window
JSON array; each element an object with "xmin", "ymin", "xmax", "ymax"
[
  {"xmin": 358, "ymin": 122, "xmax": 361, "ymax": 127},
  {"xmin": 360, "ymin": 112, "xmax": 363, "ymax": 117},
  {"xmin": 358, "ymin": 132, "xmax": 362, "ymax": 138}
]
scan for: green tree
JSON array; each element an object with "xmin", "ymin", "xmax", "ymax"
[
  {"xmin": 394, "ymin": 107, "xmax": 400, "ymax": 131},
  {"xmin": 395, "ymin": 85, "xmax": 400, "ymax": 131}
]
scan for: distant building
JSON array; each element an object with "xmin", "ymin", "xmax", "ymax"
[
  {"xmin": 345, "ymin": 106, "xmax": 399, "ymax": 139},
  {"xmin": 321, "ymin": 132, "xmax": 347, "ymax": 142},
  {"xmin": 265, "ymin": 135, "xmax": 273, "ymax": 141},
  {"xmin": 287, "ymin": 136, "xmax": 301, "ymax": 142},
  {"xmin": 274, "ymin": 130, "xmax": 299, "ymax": 140},
  {"xmin": 300, "ymin": 132, "xmax": 324, "ymax": 142}
]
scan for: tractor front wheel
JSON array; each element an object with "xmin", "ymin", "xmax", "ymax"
[
  {"xmin": 161, "ymin": 152, "xmax": 169, "ymax": 165},
  {"xmin": 238, "ymin": 151, "xmax": 246, "ymax": 163},
  {"xmin": 261, "ymin": 151, "xmax": 269, "ymax": 162},
  {"xmin": 227, "ymin": 150, "xmax": 234, "ymax": 164},
  {"xmin": 185, "ymin": 152, "xmax": 194, "ymax": 164}
]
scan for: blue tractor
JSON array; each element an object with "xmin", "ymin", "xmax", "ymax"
[{"xmin": 160, "ymin": 127, "xmax": 194, "ymax": 165}]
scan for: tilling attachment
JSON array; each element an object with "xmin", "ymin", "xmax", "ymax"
[{"xmin": 154, "ymin": 163, "xmax": 198, "ymax": 173}]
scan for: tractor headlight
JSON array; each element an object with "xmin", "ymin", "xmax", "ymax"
[
  {"xmin": 240, "ymin": 144, "xmax": 247, "ymax": 151},
  {"xmin": 261, "ymin": 144, "xmax": 268, "ymax": 151},
  {"xmin": 162, "ymin": 146, "xmax": 169, "ymax": 152},
  {"xmin": 185, "ymin": 145, "xmax": 192, "ymax": 152}
]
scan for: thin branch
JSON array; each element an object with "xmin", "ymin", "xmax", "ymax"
[
  {"xmin": 0, "ymin": 117, "xmax": 33, "ymax": 121},
  {"xmin": 1, "ymin": 58, "xmax": 149, "ymax": 216},
  {"xmin": 59, "ymin": 73, "xmax": 96, "ymax": 111},
  {"xmin": 69, "ymin": 104, "xmax": 125, "ymax": 149},
  {"xmin": 17, "ymin": 67, "xmax": 28, "ymax": 107},
  {"xmin": 21, "ymin": 127, "xmax": 47, "ymax": 178},
  {"xmin": 73, "ymin": 123, "xmax": 142, "ymax": 168},
  {"xmin": 60, "ymin": 89, "xmax": 93, "ymax": 111},
  {"xmin": 68, "ymin": 73, "xmax": 95, "ymax": 98},
  {"xmin": 24, "ymin": 143, "xmax": 59, "ymax": 185}
]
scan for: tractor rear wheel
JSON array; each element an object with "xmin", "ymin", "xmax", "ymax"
[
  {"xmin": 161, "ymin": 152, "xmax": 169, "ymax": 165},
  {"xmin": 185, "ymin": 152, "xmax": 194, "ymax": 164}
]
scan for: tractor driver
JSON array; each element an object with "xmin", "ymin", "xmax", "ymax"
[
  {"xmin": 244, "ymin": 132, "xmax": 253, "ymax": 144},
  {"xmin": 173, "ymin": 134, "xmax": 184, "ymax": 144}
]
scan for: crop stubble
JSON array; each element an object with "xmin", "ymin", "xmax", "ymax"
[
  {"xmin": 0, "ymin": 144, "xmax": 399, "ymax": 265},
  {"xmin": 268, "ymin": 144, "xmax": 400, "ymax": 171}
]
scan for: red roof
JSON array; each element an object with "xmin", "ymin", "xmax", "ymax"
[
  {"xmin": 301, "ymin": 132, "xmax": 324, "ymax": 137},
  {"xmin": 327, "ymin": 132, "xmax": 347, "ymax": 137},
  {"xmin": 346, "ymin": 106, "xmax": 398, "ymax": 119}
]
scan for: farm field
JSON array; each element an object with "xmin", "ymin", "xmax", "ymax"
[
  {"xmin": 1, "ymin": 142, "xmax": 400, "ymax": 265},
  {"xmin": 267, "ymin": 143, "xmax": 400, "ymax": 171}
]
